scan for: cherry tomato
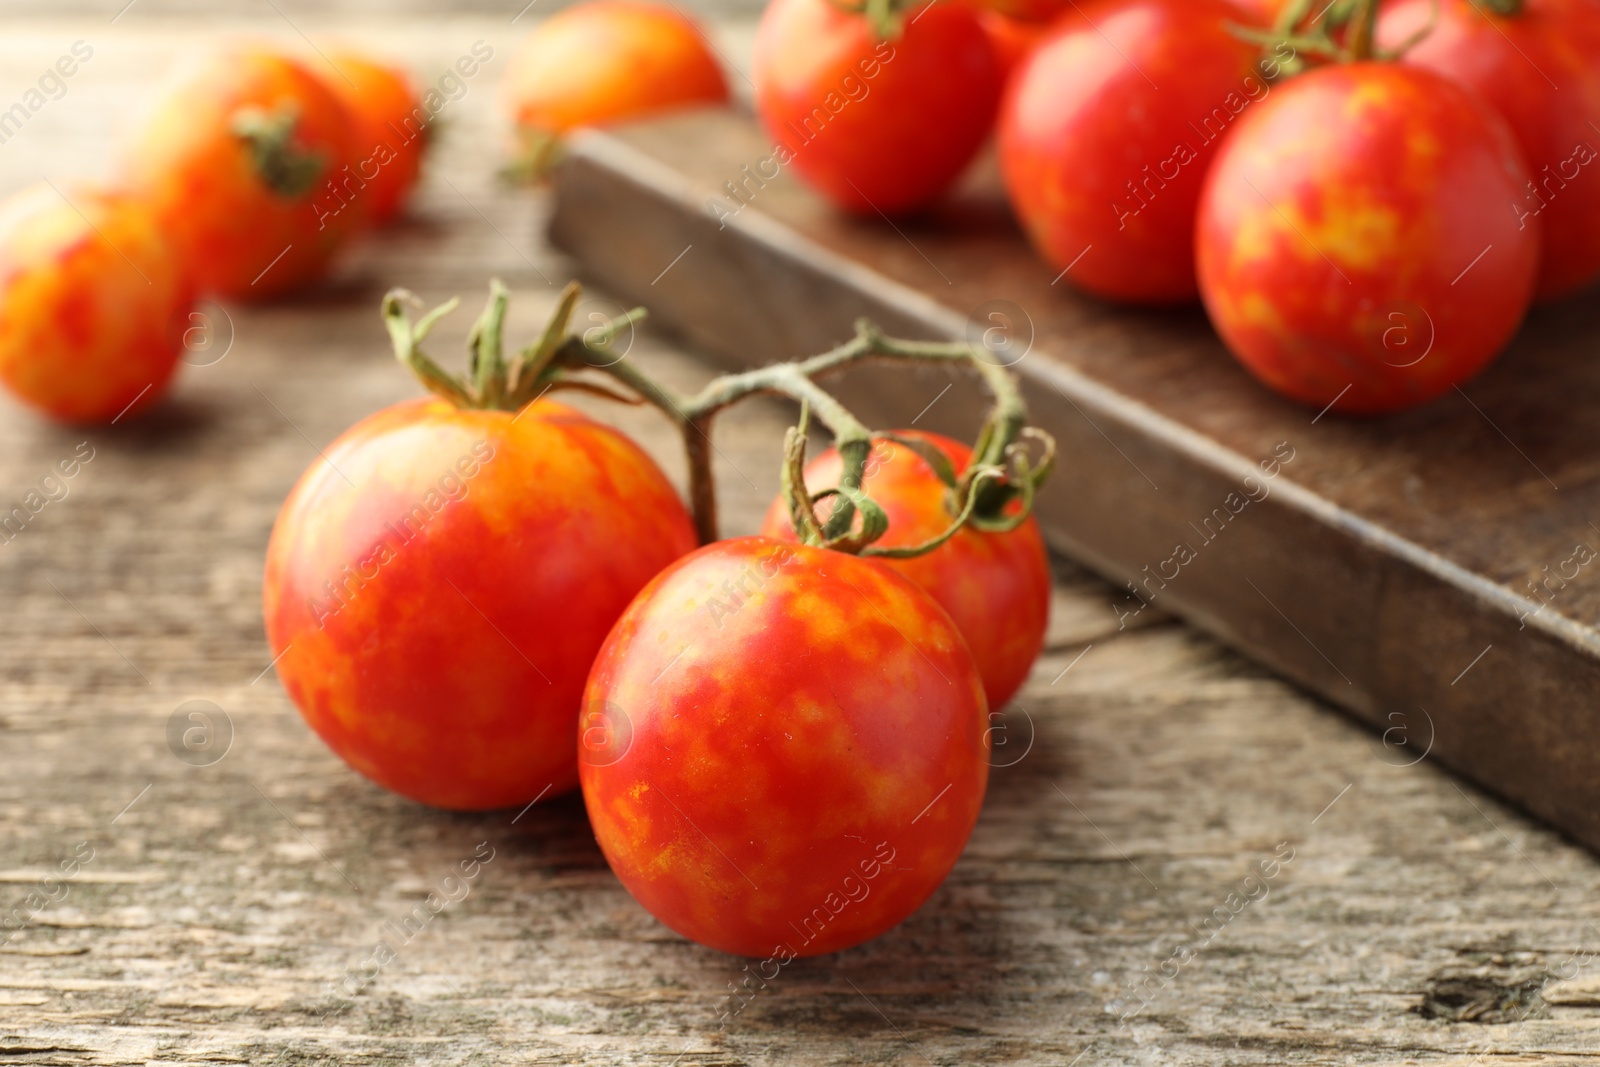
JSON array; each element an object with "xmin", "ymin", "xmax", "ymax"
[
  {"xmin": 1379, "ymin": 0, "xmax": 1600, "ymax": 301},
  {"xmin": 262, "ymin": 396, "xmax": 696, "ymax": 810},
  {"xmin": 977, "ymin": 9, "xmax": 1053, "ymax": 84},
  {"xmin": 503, "ymin": 1, "xmax": 728, "ymax": 141},
  {"xmin": 316, "ymin": 49, "xmax": 427, "ymax": 227},
  {"xmin": 998, "ymin": 0, "xmax": 1264, "ymax": 302},
  {"xmin": 1228, "ymin": 0, "xmax": 1287, "ymax": 25},
  {"xmin": 967, "ymin": 0, "xmax": 1069, "ymax": 22},
  {"xmin": 1196, "ymin": 63, "xmax": 1539, "ymax": 415},
  {"xmin": 753, "ymin": 0, "xmax": 1002, "ymax": 215},
  {"xmin": 759, "ymin": 431, "xmax": 1048, "ymax": 711},
  {"xmin": 124, "ymin": 46, "xmax": 362, "ymax": 300},
  {"xmin": 580, "ymin": 537, "xmax": 988, "ymax": 957},
  {"xmin": 0, "ymin": 184, "xmax": 192, "ymax": 423}
]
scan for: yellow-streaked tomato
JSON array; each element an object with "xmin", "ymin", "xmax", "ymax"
[
  {"xmin": 580, "ymin": 537, "xmax": 988, "ymax": 957},
  {"xmin": 0, "ymin": 184, "xmax": 192, "ymax": 423},
  {"xmin": 760, "ymin": 431, "xmax": 1049, "ymax": 711},
  {"xmin": 263, "ymin": 397, "xmax": 696, "ymax": 810},
  {"xmin": 1380, "ymin": 0, "xmax": 1600, "ymax": 301},
  {"xmin": 315, "ymin": 49, "xmax": 427, "ymax": 227},
  {"xmin": 1196, "ymin": 63, "xmax": 1539, "ymax": 415},
  {"xmin": 124, "ymin": 45, "xmax": 362, "ymax": 299},
  {"xmin": 503, "ymin": 1, "xmax": 728, "ymax": 144}
]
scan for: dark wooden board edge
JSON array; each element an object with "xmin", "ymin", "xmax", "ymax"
[{"xmin": 548, "ymin": 127, "xmax": 1600, "ymax": 855}]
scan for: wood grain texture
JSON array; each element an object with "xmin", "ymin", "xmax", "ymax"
[{"xmin": 1, "ymin": 11, "xmax": 1600, "ymax": 1067}]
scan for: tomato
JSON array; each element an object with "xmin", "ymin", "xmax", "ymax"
[
  {"xmin": 262, "ymin": 396, "xmax": 696, "ymax": 810},
  {"xmin": 1379, "ymin": 0, "xmax": 1600, "ymax": 301},
  {"xmin": 997, "ymin": 0, "xmax": 1264, "ymax": 303},
  {"xmin": 977, "ymin": 9, "xmax": 1053, "ymax": 83},
  {"xmin": 753, "ymin": 0, "xmax": 1002, "ymax": 215},
  {"xmin": 316, "ymin": 49, "xmax": 426, "ymax": 227},
  {"xmin": 968, "ymin": 0, "xmax": 1069, "ymax": 22},
  {"xmin": 124, "ymin": 46, "xmax": 362, "ymax": 300},
  {"xmin": 1196, "ymin": 63, "xmax": 1539, "ymax": 415},
  {"xmin": 758, "ymin": 431, "xmax": 1048, "ymax": 711},
  {"xmin": 503, "ymin": 1, "xmax": 728, "ymax": 144},
  {"xmin": 0, "ymin": 184, "xmax": 191, "ymax": 423},
  {"xmin": 1228, "ymin": 0, "xmax": 1288, "ymax": 25},
  {"xmin": 579, "ymin": 537, "xmax": 988, "ymax": 957}
]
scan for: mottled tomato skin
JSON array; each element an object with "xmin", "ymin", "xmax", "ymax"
[
  {"xmin": 503, "ymin": 1, "xmax": 728, "ymax": 135},
  {"xmin": 1380, "ymin": 0, "xmax": 1600, "ymax": 300},
  {"xmin": 317, "ymin": 50, "xmax": 426, "ymax": 227},
  {"xmin": 754, "ymin": 0, "xmax": 1002, "ymax": 215},
  {"xmin": 263, "ymin": 397, "xmax": 696, "ymax": 810},
  {"xmin": 124, "ymin": 46, "xmax": 362, "ymax": 300},
  {"xmin": 759, "ymin": 431, "xmax": 1049, "ymax": 711},
  {"xmin": 998, "ymin": 0, "xmax": 1263, "ymax": 302},
  {"xmin": 580, "ymin": 537, "xmax": 988, "ymax": 958},
  {"xmin": 0, "ymin": 185, "xmax": 191, "ymax": 423},
  {"xmin": 1196, "ymin": 64, "xmax": 1539, "ymax": 415}
]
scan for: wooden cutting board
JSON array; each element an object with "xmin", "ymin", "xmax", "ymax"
[{"xmin": 549, "ymin": 106, "xmax": 1600, "ymax": 854}]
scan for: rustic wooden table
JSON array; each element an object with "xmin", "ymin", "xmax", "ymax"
[{"xmin": 3, "ymin": 6, "xmax": 1600, "ymax": 1065}]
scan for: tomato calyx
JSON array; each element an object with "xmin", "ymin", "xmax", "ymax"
[
  {"xmin": 231, "ymin": 102, "xmax": 327, "ymax": 199},
  {"xmin": 382, "ymin": 279, "xmax": 645, "ymax": 412}
]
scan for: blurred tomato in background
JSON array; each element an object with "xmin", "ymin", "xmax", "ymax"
[
  {"xmin": 0, "ymin": 184, "xmax": 191, "ymax": 423},
  {"xmin": 123, "ymin": 45, "xmax": 364, "ymax": 300}
]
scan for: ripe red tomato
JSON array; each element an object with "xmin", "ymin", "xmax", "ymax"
[
  {"xmin": 1227, "ymin": 0, "xmax": 1287, "ymax": 25},
  {"xmin": 580, "ymin": 537, "xmax": 988, "ymax": 957},
  {"xmin": 0, "ymin": 184, "xmax": 192, "ymax": 423},
  {"xmin": 998, "ymin": 0, "xmax": 1264, "ymax": 302},
  {"xmin": 1196, "ymin": 63, "xmax": 1539, "ymax": 415},
  {"xmin": 753, "ymin": 0, "xmax": 1002, "ymax": 215},
  {"xmin": 759, "ymin": 431, "xmax": 1049, "ymax": 711},
  {"xmin": 124, "ymin": 46, "xmax": 362, "ymax": 300},
  {"xmin": 977, "ymin": 9, "xmax": 1053, "ymax": 83},
  {"xmin": 968, "ymin": 0, "xmax": 1069, "ymax": 21},
  {"xmin": 316, "ymin": 49, "xmax": 426, "ymax": 227},
  {"xmin": 502, "ymin": 1, "xmax": 728, "ymax": 140},
  {"xmin": 1379, "ymin": 0, "xmax": 1600, "ymax": 301},
  {"xmin": 262, "ymin": 396, "xmax": 696, "ymax": 810}
]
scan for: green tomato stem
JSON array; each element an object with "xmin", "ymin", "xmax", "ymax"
[{"xmin": 231, "ymin": 102, "xmax": 327, "ymax": 200}]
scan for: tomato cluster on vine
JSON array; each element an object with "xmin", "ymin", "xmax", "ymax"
[{"xmin": 257, "ymin": 278, "xmax": 1056, "ymax": 959}]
